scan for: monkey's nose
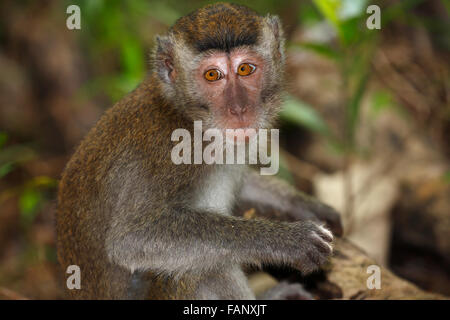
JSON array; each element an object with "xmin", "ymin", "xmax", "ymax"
[{"xmin": 229, "ymin": 106, "xmax": 248, "ymax": 117}]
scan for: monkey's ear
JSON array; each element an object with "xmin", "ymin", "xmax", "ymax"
[
  {"xmin": 264, "ymin": 15, "xmax": 285, "ymax": 58},
  {"xmin": 154, "ymin": 35, "xmax": 176, "ymax": 84}
]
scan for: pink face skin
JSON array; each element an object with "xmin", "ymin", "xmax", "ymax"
[{"xmin": 195, "ymin": 48, "xmax": 265, "ymax": 131}]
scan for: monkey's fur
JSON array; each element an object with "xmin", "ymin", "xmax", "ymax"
[{"xmin": 57, "ymin": 3, "xmax": 342, "ymax": 299}]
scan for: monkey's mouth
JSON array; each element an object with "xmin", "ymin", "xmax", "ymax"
[{"xmin": 224, "ymin": 128, "xmax": 257, "ymax": 144}]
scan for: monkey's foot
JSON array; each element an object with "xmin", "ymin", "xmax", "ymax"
[{"xmin": 259, "ymin": 281, "xmax": 314, "ymax": 300}]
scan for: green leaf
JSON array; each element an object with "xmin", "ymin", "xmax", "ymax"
[
  {"xmin": 0, "ymin": 145, "xmax": 35, "ymax": 166},
  {"xmin": 443, "ymin": 171, "xmax": 450, "ymax": 184},
  {"xmin": 27, "ymin": 176, "xmax": 58, "ymax": 188},
  {"xmin": 19, "ymin": 189, "xmax": 43, "ymax": 225},
  {"xmin": 0, "ymin": 132, "xmax": 7, "ymax": 149},
  {"xmin": 277, "ymin": 153, "xmax": 295, "ymax": 185},
  {"xmin": 371, "ymin": 90, "xmax": 394, "ymax": 113},
  {"xmin": 339, "ymin": 0, "xmax": 368, "ymax": 20},
  {"xmin": 294, "ymin": 42, "xmax": 340, "ymax": 60},
  {"xmin": 347, "ymin": 71, "xmax": 370, "ymax": 142},
  {"xmin": 280, "ymin": 96, "xmax": 330, "ymax": 135},
  {"xmin": 0, "ymin": 161, "xmax": 14, "ymax": 179},
  {"xmin": 313, "ymin": 0, "xmax": 371, "ymax": 46},
  {"xmin": 339, "ymin": 16, "xmax": 362, "ymax": 45},
  {"xmin": 313, "ymin": 0, "xmax": 341, "ymax": 30},
  {"xmin": 121, "ymin": 39, "xmax": 144, "ymax": 78},
  {"xmin": 298, "ymin": 3, "xmax": 322, "ymax": 26}
]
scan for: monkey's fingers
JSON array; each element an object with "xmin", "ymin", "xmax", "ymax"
[
  {"xmin": 288, "ymin": 221, "xmax": 334, "ymax": 275},
  {"xmin": 316, "ymin": 206, "xmax": 343, "ymax": 237},
  {"xmin": 302, "ymin": 202, "xmax": 343, "ymax": 237}
]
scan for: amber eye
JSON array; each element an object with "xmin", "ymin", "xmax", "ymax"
[
  {"xmin": 204, "ymin": 69, "xmax": 222, "ymax": 81},
  {"xmin": 237, "ymin": 63, "xmax": 256, "ymax": 76}
]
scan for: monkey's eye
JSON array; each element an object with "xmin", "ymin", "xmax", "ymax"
[
  {"xmin": 237, "ymin": 63, "xmax": 256, "ymax": 76},
  {"xmin": 204, "ymin": 69, "xmax": 222, "ymax": 81}
]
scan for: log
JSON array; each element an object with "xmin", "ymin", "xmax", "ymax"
[
  {"xmin": 249, "ymin": 238, "xmax": 446, "ymax": 300},
  {"xmin": 324, "ymin": 238, "xmax": 445, "ymax": 299}
]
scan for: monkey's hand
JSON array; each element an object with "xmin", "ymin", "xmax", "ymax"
[
  {"xmin": 282, "ymin": 221, "xmax": 333, "ymax": 275},
  {"xmin": 238, "ymin": 169, "xmax": 343, "ymax": 237}
]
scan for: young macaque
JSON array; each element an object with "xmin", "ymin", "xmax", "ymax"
[{"xmin": 57, "ymin": 3, "xmax": 342, "ymax": 299}]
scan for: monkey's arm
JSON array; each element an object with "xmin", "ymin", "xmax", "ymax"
[
  {"xmin": 106, "ymin": 206, "xmax": 332, "ymax": 276},
  {"xmin": 236, "ymin": 169, "xmax": 343, "ymax": 236}
]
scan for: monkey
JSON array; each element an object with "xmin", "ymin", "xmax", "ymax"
[{"xmin": 56, "ymin": 3, "xmax": 342, "ymax": 300}]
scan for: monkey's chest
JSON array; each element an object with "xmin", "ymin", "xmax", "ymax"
[{"xmin": 193, "ymin": 166, "xmax": 242, "ymax": 215}]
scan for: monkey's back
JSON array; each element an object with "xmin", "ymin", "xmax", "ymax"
[{"xmin": 56, "ymin": 75, "xmax": 192, "ymax": 299}]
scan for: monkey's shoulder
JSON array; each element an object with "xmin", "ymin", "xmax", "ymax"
[{"xmin": 59, "ymin": 78, "xmax": 176, "ymax": 191}]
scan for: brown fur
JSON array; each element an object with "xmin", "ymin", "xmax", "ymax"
[{"xmin": 171, "ymin": 3, "xmax": 261, "ymax": 53}]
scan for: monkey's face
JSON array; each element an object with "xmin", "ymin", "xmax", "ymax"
[
  {"xmin": 192, "ymin": 48, "xmax": 267, "ymax": 131},
  {"xmin": 161, "ymin": 43, "xmax": 284, "ymax": 134},
  {"xmin": 156, "ymin": 44, "xmax": 284, "ymax": 134},
  {"xmin": 154, "ymin": 4, "xmax": 285, "ymax": 132}
]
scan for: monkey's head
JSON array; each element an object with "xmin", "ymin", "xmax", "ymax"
[{"xmin": 153, "ymin": 3, "xmax": 285, "ymax": 132}]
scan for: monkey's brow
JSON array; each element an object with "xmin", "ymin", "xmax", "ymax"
[
  {"xmin": 202, "ymin": 46, "xmax": 255, "ymax": 58},
  {"xmin": 194, "ymin": 30, "xmax": 258, "ymax": 53},
  {"xmin": 202, "ymin": 49, "xmax": 223, "ymax": 57}
]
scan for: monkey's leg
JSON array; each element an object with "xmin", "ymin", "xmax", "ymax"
[
  {"xmin": 141, "ymin": 266, "xmax": 253, "ymax": 299},
  {"xmin": 236, "ymin": 169, "xmax": 343, "ymax": 236},
  {"xmin": 196, "ymin": 266, "xmax": 255, "ymax": 299},
  {"xmin": 258, "ymin": 281, "xmax": 314, "ymax": 300}
]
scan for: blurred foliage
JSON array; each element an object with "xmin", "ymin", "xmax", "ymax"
[
  {"xmin": 18, "ymin": 176, "xmax": 57, "ymax": 228},
  {"xmin": 0, "ymin": 133, "xmax": 35, "ymax": 179},
  {"xmin": 0, "ymin": 132, "xmax": 56, "ymax": 229},
  {"xmin": 443, "ymin": 171, "xmax": 450, "ymax": 184},
  {"xmin": 60, "ymin": 0, "xmax": 446, "ymax": 158},
  {"xmin": 280, "ymin": 96, "xmax": 331, "ymax": 137},
  {"xmin": 284, "ymin": 0, "xmax": 441, "ymax": 156},
  {"xmin": 290, "ymin": 0, "xmax": 380, "ymax": 153},
  {"xmin": 75, "ymin": 0, "xmax": 150, "ymax": 101}
]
